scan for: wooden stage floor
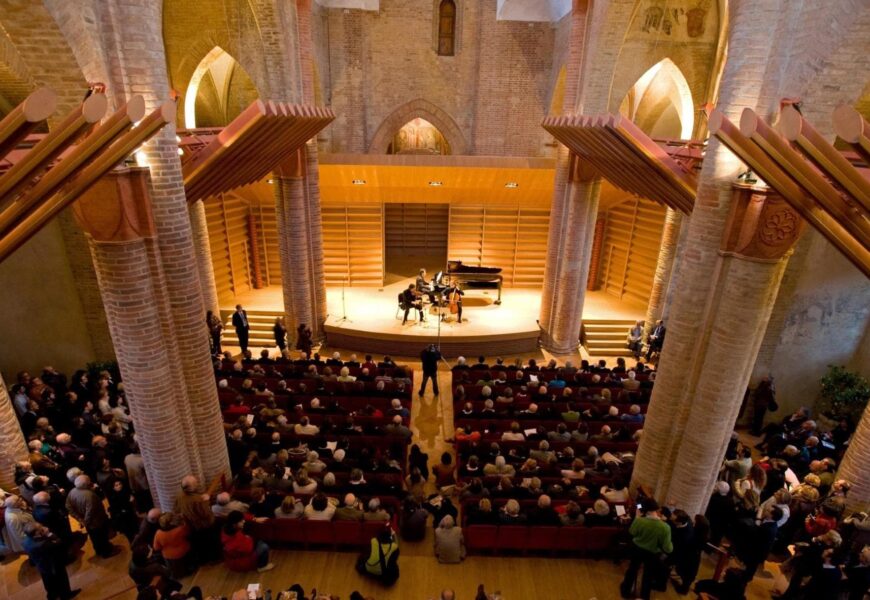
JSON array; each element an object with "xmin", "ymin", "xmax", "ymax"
[{"xmin": 228, "ymin": 284, "xmax": 645, "ymax": 358}]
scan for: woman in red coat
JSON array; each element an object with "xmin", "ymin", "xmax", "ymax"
[{"xmin": 220, "ymin": 511, "xmax": 274, "ymax": 573}]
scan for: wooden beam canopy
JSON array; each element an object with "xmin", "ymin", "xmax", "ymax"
[
  {"xmin": 541, "ymin": 113, "xmax": 701, "ymax": 214},
  {"xmin": 179, "ymin": 100, "xmax": 335, "ymax": 203},
  {"xmin": 708, "ymin": 107, "xmax": 870, "ymax": 278},
  {"xmin": 0, "ymin": 89, "xmax": 172, "ymax": 264}
]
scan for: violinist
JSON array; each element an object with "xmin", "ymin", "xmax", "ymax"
[{"xmin": 445, "ymin": 282, "xmax": 464, "ymax": 323}]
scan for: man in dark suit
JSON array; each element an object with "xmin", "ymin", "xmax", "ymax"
[
  {"xmin": 420, "ymin": 344, "xmax": 442, "ymax": 397},
  {"xmin": 22, "ymin": 523, "xmax": 79, "ymax": 600},
  {"xmin": 646, "ymin": 320, "xmax": 666, "ymax": 360},
  {"xmin": 231, "ymin": 304, "xmax": 250, "ymax": 354}
]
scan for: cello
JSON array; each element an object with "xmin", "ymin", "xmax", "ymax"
[{"xmin": 448, "ymin": 284, "xmax": 460, "ymax": 315}]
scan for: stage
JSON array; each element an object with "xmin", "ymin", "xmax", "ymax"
[{"xmin": 225, "ymin": 282, "xmax": 644, "ymax": 359}]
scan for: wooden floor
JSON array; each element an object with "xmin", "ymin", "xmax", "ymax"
[{"xmin": 1, "ymin": 362, "xmax": 777, "ymax": 600}]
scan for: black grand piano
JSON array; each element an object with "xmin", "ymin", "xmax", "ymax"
[{"xmin": 446, "ymin": 260, "xmax": 503, "ymax": 304}]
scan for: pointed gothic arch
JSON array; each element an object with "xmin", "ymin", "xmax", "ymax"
[
  {"xmin": 619, "ymin": 58, "xmax": 695, "ymax": 139},
  {"xmin": 368, "ymin": 98, "xmax": 468, "ymax": 155}
]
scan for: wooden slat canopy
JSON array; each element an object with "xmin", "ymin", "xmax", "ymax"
[
  {"xmin": 179, "ymin": 100, "xmax": 335, "ymax": 203},
  {"xmin": 708, "ymin": 105, "xmax": 870, "ymax": 278},
  {"xmin": 0, "ymin": 88, "xmax": 173, "ymax": 263},
  {"xmin": 541, "ymin": 113, "xmax": 701, "ymax": 214}
]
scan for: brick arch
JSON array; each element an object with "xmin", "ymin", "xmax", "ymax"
[{"xmin": 368, "ymin": 98, "xmax": 468, "ymax": 155}]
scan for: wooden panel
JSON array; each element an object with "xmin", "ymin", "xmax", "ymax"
[
  {"xmin": 600, "ymin": 197, "xmax": 666, "ymax": 304},
  {"xmin": 385, "ymin": 203, "xmax": 448, "ymax": 257},
  {"xmin": 447, "ymin": 205, "xmax": 549, "ymax": 288},
  {"xmin": 204, "ymin": 198, "xmax": 233, "ymax": 303},
  {"xmin": 321, "ymin": 202, "xmax": 383, "ymax": 286}
]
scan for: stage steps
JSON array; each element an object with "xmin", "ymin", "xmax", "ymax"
[
  {"xmin": 220, "ymin": 308, "xmax": 284, "ymax": 352},
  {"xmin": 582, "ymin": 318, "xmax": 639, "ymax": 357}
]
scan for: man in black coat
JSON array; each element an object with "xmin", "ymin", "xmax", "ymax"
[
  {"xmin": 22, "ymin": 523, "xmax": 79, "ymax": 599},
  {"xmin": 231, "ymin": 304, "xmax": 250, "ymax": 354},
  {"xmin": 420, "ymin": 344, "xmax": 442, "ymax": 397}
]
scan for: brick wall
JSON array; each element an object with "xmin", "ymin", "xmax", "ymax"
[{"xmin": 315, "ymin": 0, "xmax": 558, "ymax": 156}]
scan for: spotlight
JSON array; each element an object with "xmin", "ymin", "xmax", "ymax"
[
  {"xmin": 352, "ymin": 179, "xmax": 366, "ymax": 185},
  {"xmin": 504, "ymin": 182, "xmax": 519, "ymax": 189},
  {"xmin": 428, "ymin": 181, "xmax": 443, "ymax": 187}
]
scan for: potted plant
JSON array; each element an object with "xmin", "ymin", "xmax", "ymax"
[{"xmin": 817, "ymin": 365, "xmax": 870, "ymax": 429}]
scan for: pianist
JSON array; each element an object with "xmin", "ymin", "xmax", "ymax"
[{"xmin": 416, "ymin": 268, "xmax": 437, "ymax": 303}]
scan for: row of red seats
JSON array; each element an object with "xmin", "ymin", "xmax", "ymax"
[
  {"xmin": 218, "ymin": 392, "xmax": 411, "ymax": 413},
  {"xmin": 454, "ymin": 399, "xmax": 647, "ymax": 413},
  {"xmin": 223, "ymin": 410, "xmax": 409, "ymax": 428},
  {"xmin": 454, "ymin": 417, "xmax": 644, "ymax": 434},
  {"xmin": 453, "ymin": 384, "xmax": 649, "ymax": 402},
  {"xmin": 249, "ymin": 517, "xmax": 396, "ymax": 551},
  {"xmin": 216, "ymin": 376, "xmax": 415, "ymax": 399},
  {"xmin": 464, "ymin": 524, "xmax": 624, "ymax": 556}
]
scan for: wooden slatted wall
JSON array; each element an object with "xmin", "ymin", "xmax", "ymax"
[
  {"xmin": 253, "ymin": 197, "xmax": 281, "ymax": 286},
  {"xmin": 321, "ymin": 203, "xmax": 384, "ymax": 286},
  {"xmin": 384, "ymin": 203, "xmax": 448, "ymax": 257},
  {"xmin": 447, "ymin": 206, "xmax": 549, "ymax": 287},
  {"xmin": 203, "ymin": 194, "xmax": 253, "ymax": 302},
  {"xmin": 600, "ymin": 197, "xmax": 666, "ymax": 306}
]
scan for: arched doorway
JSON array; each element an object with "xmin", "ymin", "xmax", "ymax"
[
  {"xmin": 185, "ymin": 46, "xmax": 259, "ymax": 128},
  {"xmin": 387, "ymin": 117, "xmax": 451, "ymax": 155}
]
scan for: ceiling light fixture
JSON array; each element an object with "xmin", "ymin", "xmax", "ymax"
[
  {"xmin": 428, "ymin": 181, "xmax": 443, "ymax": 187},
  {"xmin": 352, "ymin": 179, "xmax": 366, "ymax": 185},
  {"xmin": 505, "ymin": 182, "xmax": 519, "ymax": 189}
]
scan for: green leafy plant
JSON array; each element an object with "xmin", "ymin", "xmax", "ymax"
[{"xmin": 819, "ymin": 365, "xmax": 870, "ymax": 423}]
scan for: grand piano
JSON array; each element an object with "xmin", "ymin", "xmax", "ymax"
[{"xmin": 446, "ymin": 260, "xmax": 503, "ymax": 304}]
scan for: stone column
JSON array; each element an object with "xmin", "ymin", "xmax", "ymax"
[
  {"xmin": 304, "ymin": 142, "xmax": 328, "ymax": 341},
  {"xmin": 586, "ymin": 217, "xmax": 606, "ymax": 291},
  {"xmin": 189, "ymin": 199, "xmax": 220, "ymax": 316},
  {"xmin": 274, "ymin": 150, "xmax": 314, "ymax": 338},
  {"xmin": 540, "ymin": 160, "xmax": 601, "ymax": 355},
  {"xmin": 643, "ymin": 207, "xmax": 682, "ymax": 339},
  {"xmin": 0, "ymin": 374, "xmax": 28, "ymax": 490},
  {"xmin": 633, "ymin": 184, "xmax": 804, "ymax": 515},
  {"xmin": 660, "ymin": 214, "xmax": 691, "ymax": 322},
  {"xmin": 74, "ymin": 169, "xmax": 200, "ymax": 510},
  {"xmin": 839, "ymin": 404, "xmax": 870, "ymax": 510},
  {"xmin": 65, "ymin": 0, "xmax": 231, "ymax": 484}
]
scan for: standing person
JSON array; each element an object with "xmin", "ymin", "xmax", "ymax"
[
  {"xmin": 626, "ymin": 320, "xmax": 644, "ymax": 359},
  {"xmin": 231, "ymin": 304, "xmax": 250, "ymax": 354},
  {"xmin": 206, "ymin": 310, "xmax": 223, "ymax": 356},
  {"xmin": 751, "ymin": 375, "xmax": 777, "ymax": 436},
  {"xmin": 174, "ymin": 475, "xmax": 218, "ymax": 563},
  {"xmin": 646, "ymin": 320, "xmax": 666, "ymax": 360},
  {"xmin": 22, "ymin": 523, "xmax": 80, "ymax": 600},
  {"xmin": 295, "ymin": 323, "xmax": 313, "ymax": 357},
  {"xmin": 620, "ymin": 499, "xmax": 673, "ymax": 600},
  {"xmin": 65, "ymin": 475, "xmax": 119, "ymax": 558},
  {"xmin": 420, "ymin": 344, "xmax": 442, "ymax": 397},
  {"xmin": 273, "ymin": 317, "xmax": 287, "ymax": 353}
]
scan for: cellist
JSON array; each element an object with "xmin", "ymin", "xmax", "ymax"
[{"xmin": 445, "ymin": 281, "xmax": 464, "ymax": 323}]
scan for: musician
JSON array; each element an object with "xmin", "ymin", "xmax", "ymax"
[
  {"xmin": 444, "ymin": 282, "xmax": 464, "ymax": 323},
  {"xmin": 415, "ymin": 269, "xmax": 437, "ymax": 303},
  {"xmin": 401, "ymin": 283, "xmax": 425, "ymax": 325}
]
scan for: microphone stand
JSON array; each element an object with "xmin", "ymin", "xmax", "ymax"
[{"xmin": 337, "ymin": 277, "xmax": 350, "ymax": 323}]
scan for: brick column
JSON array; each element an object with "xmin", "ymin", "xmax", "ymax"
[
  {"xmin": 190, "ymin": 199, "xmax": 220, "ymax": 315},
  {"xmin": 62, "ymin": 0, "xmax": 230, "ymax": 484},
  {"xmin": 304, "ymin": 142, "xmax": 328, "ymax": 341},
  {"xmin": 629, "ymin": 0, "xmax": 792, "ymax": 515},
  {"xmin": 540, "ymin": 159, "xmax": 601, "ymax": 355},
  {"xmin": 74, "ymin": 169, "xmax": 200, "ymax": 510},
  {"xmin": 586, "ymin": 217, "xmax": 606, "ymax": 291},
  {"xmin": 632, "ymin": 183, "xmax": 804, "ymax": 515},
  {"xmin": 643, "ymin": 207, "xmax": 682, "ymax": 339},
  {"xmin": 0, "ymin": 374, "xmax": 28, "ymax": 491},
  {"xmin": 839, "ymin": 404, "xmax": 870, "ymax": 510},
  {"xmin": 274, "ymin": 150, "xmax": 316, "ymax": 339}
]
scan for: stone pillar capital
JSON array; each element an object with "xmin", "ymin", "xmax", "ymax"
[
  {"xmin": 72, "ymin": 167, "xmax": 155, "ymax": 242},
  {"xmin": 720, "ymin": 183, "xmax": 806, "ymax": 262}
]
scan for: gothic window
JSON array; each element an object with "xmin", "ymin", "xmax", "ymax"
[{"xmin": 438, "ymin": 0, "xmax": 456, "ymax": 56}]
